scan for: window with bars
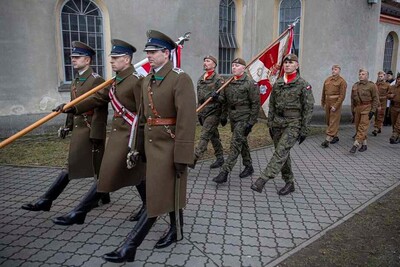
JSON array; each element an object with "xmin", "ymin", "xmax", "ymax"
[
  {"xmin": 279, "ymin": 0, "xmax": 301, "ymax": 56},
  {"xmin": 61, "ymin": 0, "xmax": 104, "ymax": 83},
  {"xmin": 219, "ymin": 0, "xmax": 237, "ymax": 75},
  {"xmin": 383, "ymin": 33, "xmax": 394, "ymax": 73}
]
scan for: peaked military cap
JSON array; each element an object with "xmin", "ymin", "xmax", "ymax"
[
  {"xmin": 283, "ymin": 54, "xmax": 298, "ymax": 62},
  {"xmin": 232, "ymin": 58, "xmax": 246, "ymax": 66},
  {"xmin": 70, "ymin": 41, "xmax": 95, "ymax": 57},
  {"xmin": 110, "ymin": 39, "xmax": 136, "ymax": 57},
  {"xmin": 144, "ymin": 30, "xmax": 177, "ymax": 51},
  {"xmin": 204, "ymin": 55, "xmax": 218, "ymax": 65}
]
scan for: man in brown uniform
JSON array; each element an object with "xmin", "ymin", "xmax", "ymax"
[
  {"xmin": 21, "ymin": 42, "xmax": 109, "ymax": 213},
  {"xmin": 102, "ymin": 30, "xmax": 196, "ymax": 263},
  {"xmin": 321, "ymin": 64, "xmax": 347, "ymax": 147},
  {"xmin": 388, "ymin": 73, "xmax": 400, "ymax": 144},
  {"xmin": 350, "ymin": 68, "xmax": 379, "ymax": 153},
  {"xmin": 372, "ymin": 71, "xmax": 390, "ymax": 136},
  {"xmin": 52, "ymin": 40, "xmax": 146, "ymax": 225}
]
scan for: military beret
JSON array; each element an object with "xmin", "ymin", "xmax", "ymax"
[
  {"xmin": 232, "ymin": 57, "xmax": 246, "ymax": 66},
  {"xmin": 332, "ymin": 64, "xmax": 341, "ymax": 70},
  {"xmin": 387, "ymin": 70, "xmax": 393, "ymax": 75},
  {"xmin": 144, "ymin": 30, "xmax": 177, "ymax": 51},
  {"xmin": 204, "ymin": 55, "xmax": 218, "ymax": 65},
  {"xmin": 110, "ymin": 39, "xmax": 136, "ymax": 57},
  {"xmin": 283, "ymin": 54, "xmax": 298, "ymax": 62},
  {"xmin": 70, "ymin": 41, "xmax": 95, "ymax": 57}
]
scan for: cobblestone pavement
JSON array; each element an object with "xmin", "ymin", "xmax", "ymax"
[{"xmin": 0, "ymin": 126, "xmax": 399, "ymax": 267}]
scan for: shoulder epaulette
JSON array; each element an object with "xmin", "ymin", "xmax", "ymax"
[
  {"xmin": 172, "ymin": 67, "xmax": 184, "ymax": 74},
  {"xmin": 92, "ymin": 72, "xmax": 100, "ymax": 78},
  {"xmin": 132, "ymin": 72, "xmax": 143, "ymax": 79}
]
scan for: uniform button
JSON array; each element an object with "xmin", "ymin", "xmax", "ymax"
[
  {"xmin": 75, "ymin": 125, "xmax": 78, "ymax": 128},
  {"xmin": 113, "ymin": 129, "xmax": 116, "ymax": 132},
  {"xmin": 149, "ymin": 139, "xmax": 152, "ymax": 142},
  {"xmin": 148, "ymin": 104, "xmax": 151, "ymax": 106},
  {"xmin": 148, "ymin": 127, "xmax": 151, "ymax": 131}
]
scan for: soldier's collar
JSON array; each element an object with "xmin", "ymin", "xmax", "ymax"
[{"xmin": 115, "ymin": 65, "xmax": 134, "ymax": 84}]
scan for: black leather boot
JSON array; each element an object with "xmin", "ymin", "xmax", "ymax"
[
  {"xmin": 210, "ymin": 157, "xmax": 224, "ymax": 169},
  {"xmin": 154, "ymin": 209, "xmax": 183, "ymax": 249},
  {"xmin": 358, "ymin": 145, "xmax": 367, "ymax": 152},
  {"xmin": 239, "ymin": 165, "xmax": 254, "ymax": 178},
  {"xmin": 213, "ymin": 171, "xmax": 228, "ymax": 184},
  {"xmin": 250, "ymin": 177, "xmax": 267, "ymax": 193},
  {"xmin": 21, "ymin": 171, "xmax": 69, "ymax": 211},
  {"xmin": 103, "ymin": 210, "xmax": 156, "ymax": 263},
  {"xmin": 278, "ymin": 182, "xmax": 295, "ymax": 195},
  {"xmin": 321, "ymin": 140, "xmax": 329, "ymax": 148},
  {"xmin": 349, "ymin": 145, "xmax": 358, "ymax": 153},
  {"xmin": 330, "ymin": 136, "xmax": 339, "ymax": 144},
  {"xmin": 128, "ymin": 181, "xmax": 146, "ymax": 222},
  {"xmin": 52, "ymin": 182, "xmax": 107, "ymax": 226}
]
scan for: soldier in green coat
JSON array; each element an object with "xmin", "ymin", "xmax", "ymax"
[
  {"xmin": 251, "ymin": 54, "xmax": 314, "ymax": 195},
  {"xmin": 21, "ymin": 41, "xmax": 109, "ymax": 213}
]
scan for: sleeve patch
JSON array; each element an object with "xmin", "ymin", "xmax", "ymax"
[{"xmin": 172, "ymin": 67, "xmax": 184, "ymax": 74}]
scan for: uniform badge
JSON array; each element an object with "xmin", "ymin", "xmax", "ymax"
[
  {"xmin": 92, "ymin": 73, "xmax": 100, "ymax": 78},
  {"xmin": 173, "ymin": 67, "xmax": 184, "ymax": 74},
  {"xmin": 132, "ymin": 72, "xmax": 143, "ymax": 79},
  {"xmin": 260, "ymin": 85, "xmax": 267, "ymax": 95},
  {"xmin": 306, "ymin": 85, "xmax": 312, "ymax": 90}
]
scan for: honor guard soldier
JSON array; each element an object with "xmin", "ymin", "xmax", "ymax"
[
  {"xmin": 251, "ymin": 54, "xmax": 314, "ymax": 195},
  {"xmin": 321, "ymin": 64, "xmax": 347, "ymax": 147},
  {"xmin": 388, "ymin": 73, "xmax": 400, "ymax": 144},
  {"xmin": 102, "ymin": 30, "xmax": 196, "ymax": 263},
  {"xmin": 372, "ymin": 71, "xmax": 390, "ymax": 136},
  {"xmin": 52, "ymin": 39, "xmax": 146, "ymax": 225},
  {"xmin": 212, "ymin": 58, "xmax": 261, "ymax": 184},
  {"xmin": 349, "ymin": 68, "xmax": 379, "ymax": 153},
  {"xmin": 21, "ymin": 41, "xmax": 109, "ymax": 213},
  {"xmin": 190, "ymin": 55, "xmax": 226, "ymax": 169}
]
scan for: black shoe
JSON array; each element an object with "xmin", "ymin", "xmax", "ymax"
[
  {"xmin": 210, "ymin": 158, "xmax": 224, "ymax": 169},
  {"xmin": 212, "ymin": 171, "xmax": 228, "ymax": 184},
  {"xmin": 378, "ymin": 128, "xmax": 381, "ymax": 133},
  {"xmin": 321, "ymin": 140, "xmax": 329, "ymax": 148},
  {"xmin": 390, "ymin": 137, "xmax": 396, "ymax": 144},
  {"xmin": 128, "ymin": 205, "xmax": 146, "ymax": 222},
  {"xmin": 278, "ymin": 182, "xmax": 295, "ymax": 196},
  {"xmin": 239, "ymin": 165, "xmax": 254, "ymax": 178},
  {"xmin": 100, "ymin": 193, "xmax": 111, "ymax": 205},
  {"xmin": 52, "ymin": 211, "xmax": 86, "ymax": 225},
  {"xmin": 330, "ymin": 136, "xmax": 339, "ymax": 144},
  {"xmin": 250, "ymin": 178, "xmax": 267, "ymax": 193},
  {"xmin": 349, "ymin": 145, "xmax": 358, "ymax": 153},
  {"xmin": 103, "ymin": 248, "xmax": 137, "ymax": 263},
  {"xmin": 358, "ymin": 145, "xmax": 367, "ymax": 152},
  {"xmin": 155, "ymin": 210, "xmax": 183, "ymax": 249},
  {"xmin": 372, "ymin": 130, "xmax": 377, "ymax": 136},
  {"xmin": 21, "ymin": 198, "xmax": 52, "ymax": 211}
]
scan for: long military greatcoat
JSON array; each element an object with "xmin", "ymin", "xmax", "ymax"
[
  {"xmin": 141, "ymin": 61, "xmax": 196, "ymax": 218},
  {"xmin": 67, "ymin": 67, "xmax": 107, "ymax": 179},
  {"xmin": 74, "ymin": 65, "xmax": 145, "ymax": 192}
]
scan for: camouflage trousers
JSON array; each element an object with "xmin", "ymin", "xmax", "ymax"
[
  {"xmin": 195, "ymin": 115, "xmax": 224, "ymax": 159},
  {"xmin": 222, "ymin": 121, "xmax": 252, "ymax": 172},
  {"xmin": 261, "ymin": 126, "xmax": 300, "ymax": 183}
]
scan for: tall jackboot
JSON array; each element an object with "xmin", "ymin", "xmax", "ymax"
[
  {"xmin": 128, "ymin": 181, "xmax": 146, "ymax": 221},
  {"xmin": 103, "ymin": 210, "xmax": 157, "ymax": 263},
  {"xmin": 154, "ymin": 209, "xmax": 183, "ymax": 249},
  {"xmin": 52, "ymin": 182, "xmax": 107, "ymax": 226},
  {"xmin": 21, "ymin": 171, "xmax": 70, "ymax": 211}
]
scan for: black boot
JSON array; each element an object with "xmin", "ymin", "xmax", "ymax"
[
  {"xmin": 128, "ymin": 181, "xmax": 146, "ymax": 222},
  {"xmin": 330, "ymin": 136, "xmax": 339, "ymax": 144},
  {"xmin": 358, "ymin": 145, "xmax": 367, "ymax": 152},
  {"xmin": 103, "ymin": 210, "xmax": 156, "ymax": 263},
  {"xmin": 154, "ymin": 210, "xmax": 183, "ymax": 249},
  {"xmin": 349, "ymin": 145, "xmax": 358, "ymax": 153},
  {"xmin": 250, "ymin": 177, "xmax": 267, "ymax": 193},
  {"xmin": 212, "ymin": 171, "xmax": 228, "ymax": 184},
  {"xmin": 372, "ymin": 130, "xmax": 378, "ymax": 136},
  {"xmin": 52, "ymin": 182, "xmax": 107, "ymax": 226},
  {"xmin": 239, "ymin": 165, "xmax": 254, "ymax": 178},
  {"xmin": 21, "ymin": 171, "xmax": 69, "ymax": 211},
  {"xmin": 100, "ymin": 193, "xmax": 111, "ymax": 205},
  {"xmin": 278, "ymin": 182, "xmax": 295, "ymax": 196},
  {"xmin": 321, "ymin": 140, "xmax": 329, "ymax": 148},
  {"xmin": 210, "ymin": 157, "xmax": 224, "ymax": 169}
]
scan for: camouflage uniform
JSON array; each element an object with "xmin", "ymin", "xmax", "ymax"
[{"xmin": 261, "ymin": 74, "xmax": 314, "ymax": 182}]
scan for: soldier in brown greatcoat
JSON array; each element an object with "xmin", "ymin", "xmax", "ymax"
[
  {"xmin": 21, "ymin": 41, "xmax": 109, "ymax": 213},
  {"xmin": 103, "ymin": 30, "xmax": 196, "ymax": 263},
  {"xmin": 372, "ymin": 71, "xmax": 390, "ymax": 136},
  {"xmin": 350, "ymin": 68, "xmax": 379, "ymax": 153},
  {"xmin": 52, "ymin": 40, "xmax": 146, "ymax": 226},
  {"xmin": 388, "ymin": 73, "xmax": 400, "ymax": 144},
  {"xmin": 321, "ymin": 64, "xmax": 347, "ymax": 148}
]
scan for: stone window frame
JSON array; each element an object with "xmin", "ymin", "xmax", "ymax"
[
  {"xmin": 219, "ymin": 0, "xmax": 238, "ymax": 75},
  {"xmin": 383, "ymin": 32, "xmax": 398, "ymax": 74}
]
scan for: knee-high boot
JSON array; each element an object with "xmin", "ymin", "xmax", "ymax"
[
  {"xmin": 128, "ymin": 180, "xmax": 146, "ymax": 221},
  {"xmin": 21, "ymin": 171, "xmax": 70, "ymax": 211},
  {"xmin": 154, "ymin": 209, "xmax": 183, "ymax": 249},
  {"xmin": 52, "ymin": 182, "xmax": 108, "ymax": 226},
  {"xmin": 103, "ymin": 210, "xmax": 156, "ymax": 263}
]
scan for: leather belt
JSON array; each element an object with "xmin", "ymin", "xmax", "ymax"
[
  {"xmin": 327, "ymin": 95, "xmax": 339, "ymax": 99},
  {"xmin": 360, "ymin": 101, "xmax": 372, "ymax": 105},
  {"xmin": 147, "ymin": 117, "xmax": 176, "ymax": 126}
]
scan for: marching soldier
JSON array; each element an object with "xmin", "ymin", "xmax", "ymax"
[
  {"xmin": 388, "ymin": 72, "xmax": 400, "ymax": 144},
  {"xmin": 212, "ymin": 58, "xmax": 260, "ymax": 184},
  {"xmin": 52, "ymin": 39, "xmax": 146, "ymax": 225},
  {"xmin": 102, "ymin": 30, "xmax": 196, "ymax": 263},
  {"xmin": 349, "ymin": 68, "xmax": 379, "ymax": 153},
  {"xmin": 372, "ymin": 71, "xmax": 390, "ymax": 136},
  {"xmin": 190, "ymin": 55, "xmax": 226, "ymax": 169},
  {"xmin": 321, "ymin": 64, "xmax": 347, "ymax": 147},
  {"xmin": 21, "ymin": 42, "xmax": 109, "ymax": 213},
  {"xmin": 251, "ymin": 54, "xmax": 314, "ymax": 195}
]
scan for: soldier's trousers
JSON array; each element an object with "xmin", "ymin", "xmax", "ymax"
[
  {"xmin": 222, "ymin": 121, "xmax": 252, "ymax": 172},
  {"xmin": 195, "ymin": 115, "xmax": 224, "ymax": 159},
  {"xmin": 374, "ymin": 99, "xmax": 386, "ymax": 129},
  {"xmin": 354, "ymin": 104, "xmax": 372, "ymax": 144},
  {"xmin": 324, "ymin": 101, "xmax": 342, "ymax": 137},
  {"xmin": 391, "ymin": 107, "xmax": 400, "ymax": 138}
]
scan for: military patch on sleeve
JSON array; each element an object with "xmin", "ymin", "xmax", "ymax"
[
  {"xmin": 132, "ymin": 72, "xmax": 143, "ymax": 79},
  {"xmin": 172, "ymin": 67, "xmax": 184, "ymax": 74},
  {"xmin": 306, "ymin": 85, "xmax": 312, "ymax": 90},
  {"xmin": 92, "ymin": 73, "xmax": 100, "ymax": 78}
]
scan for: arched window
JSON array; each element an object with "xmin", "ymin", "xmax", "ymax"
[
  {"xmin": 61, "ymin": 0, "xmax": 104, "ymax": 83},
  {"xmin": 383, "ymin": 33, "xmax": 394, "ymax": 73},
  {"xmin": 219, "ymin": 0, "xmax": 238, "ymax": 75},
  {"xmin": 279, "ymin": 0, "xmax": 301, "ymax": 55}
]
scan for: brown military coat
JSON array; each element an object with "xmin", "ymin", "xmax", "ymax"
[
  {"xmin": 74, "ymin": 65, "xmax": 145, "ymax": 192},
  {"xmin": 141, "ymin": 61, "xmax": 196, "ymax": 218},
  {"xmin": 321, "ymin": 75, "xmax": 346, "ymax": 110},
  {"xmin": 67, "ymin": 68, "xmax": 107, "ymax": 179},
  {"xmin": 351, "ymin": 80, "xmax": 379, "ymax": 114},
  {"xmin": 376, "ymin": 81, "xmax": 390, "ymax": 108}
]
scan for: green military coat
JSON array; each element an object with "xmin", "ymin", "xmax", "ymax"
[
  {"xmin": 74, "ymin": 65, "xmax": 145, "ymax": 192},
  {"xmin": 141, "ymin": 61, "xmax": 196, "ymax": 218},
  {"xmin": 67, "ymin": 67, "xmax": 107, "ymax": 179}
]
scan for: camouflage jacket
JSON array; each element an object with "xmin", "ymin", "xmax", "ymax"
[{"xmin": 197, "ymin": 71, "xmax": 225, "ymax": 118}]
